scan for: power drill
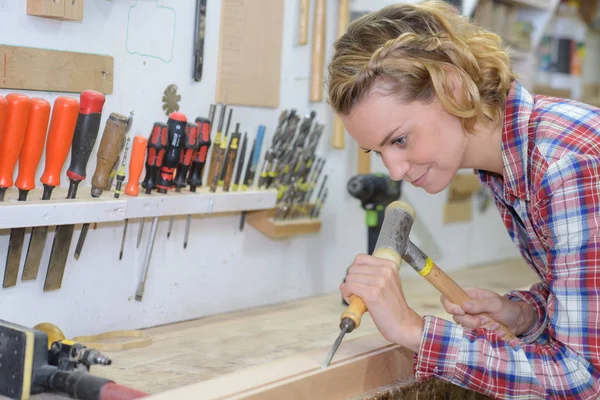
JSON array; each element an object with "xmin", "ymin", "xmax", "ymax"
[{"xmin": 347, "ymin": 173, "xmax": 402, "ymax": 254}]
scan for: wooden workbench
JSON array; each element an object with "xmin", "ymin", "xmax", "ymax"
[{"xmin": 22, "ymin": 258, "xmax": 537, "ymax": 399}]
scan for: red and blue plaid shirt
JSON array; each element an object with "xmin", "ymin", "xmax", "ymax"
[{"xmin": 414, "ymin": 80, "xmax": 600, "ymax": 399}]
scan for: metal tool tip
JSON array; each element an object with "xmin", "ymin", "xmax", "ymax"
[
  {"xmin": 119, "ymin": 252, "xmax": 123, "ymax": 260},
  {"xmin": 183, "ymin": 243, "xmax": 187, "ymax": 250},
  {"xmin": 73, "ymin": 253, "xmax": 80, "ymax": 260},
  {"xmin": 321, "ymin": 328, "xmax": 348, "ymax": 369}
]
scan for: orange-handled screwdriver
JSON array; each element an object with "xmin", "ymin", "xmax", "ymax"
[
  {"xmin": 4, "ymin": 98, "xmax": 51, "ymax": 288},
  {"xmin": 120, "ymin": 136, "xmax": 148, "ymax": 260},
  {"xmin": 0, "ymin": 95, "xmax": 7, "ymax": 143},
  {"xmin": 0, "ymin": 93, "xmax": 31, "ymax": 201},
  {"xmin": 22, "ymin": 96, "xmax": 79, "ymax": 282},
  {"xmin": 125, "ymin": 136, "xmax": 148, "ymax": 197}
]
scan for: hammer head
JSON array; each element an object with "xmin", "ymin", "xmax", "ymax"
[{"xmin": 373, "ymin": 201, "xmax": 415, "ymax": 260}]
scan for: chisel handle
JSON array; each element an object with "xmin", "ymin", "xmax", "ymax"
[
  {"xmin": 222, "ymin": 131, "xmax": 240, "ymax": 192},
  {"xmin": 299, "ymin": 0, "xmax": 309, "ymax": 45},
  {"xmin": 310, "ymin": 0, "xmax": 326, "ymax": 102},
  {"xmin": 0, "ymin": 95, "xmax": 7, "ymax": 143},
  {"xmin": 91, "ymin": 112, "xmax": 129, "ymax": 197},
  {"xmin": 0, "ymin": 93, "xmax": 31, "ymax": 191},
  {"xmin": 67, "ymin": 90, "xmax": 105, "ymax": 183},
  {"xmin": 340, "ymin": 247, "xmax": 401, "ymax": 330},
  {"xmin": 15, "ymin": 98, "xmax": 51, "ymax": 196},
  {"xmin": 125, "ymin": 136, "xmax": 148, "ymax": 196},
  {"xmin": 40, "ymin": 97, "xmax": 80, "ymax": 198}
]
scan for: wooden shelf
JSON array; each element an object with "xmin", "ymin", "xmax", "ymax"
[
  {"xmin": 0, "ymin": 186, "xmax": 277, "ymax": 229},
  {"xmin": 246, "ymin": 208, "xmax": 322, "ymax": 239}
]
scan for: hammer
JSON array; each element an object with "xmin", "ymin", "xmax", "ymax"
[{"xmin": 323, "ymin": 201, "xmax": 516, "ymax": 368}]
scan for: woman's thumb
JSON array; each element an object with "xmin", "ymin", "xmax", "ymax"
[{"xmin": 462, "ymin": 300, "xmax": 483, "ymax": 314}]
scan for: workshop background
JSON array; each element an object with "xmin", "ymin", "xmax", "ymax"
[{"xmin": 0, "ymin": 0, "xmax": 590, "ymax": 341}]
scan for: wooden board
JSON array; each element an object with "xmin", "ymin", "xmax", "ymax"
[
  {"xmin": 146, "ymin": 333, "xmax": 414, "ymax": 400},
  {"xmin": 215, "ymin": 0, "xmax": 284, "ymax": 108},
  {"xmin": 246, "ymin": 208, "xmax": 321, "ymax": 239},
  {"xmin": 27, "ymin": 0, "xmax": 84, "ymax": 21},
  {"xmin": 0, "ymin": 45, "xmax": 113, "ymax": 94}
]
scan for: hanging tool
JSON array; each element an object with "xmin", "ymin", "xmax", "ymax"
[
  {"xmin": 113, "ymin": 136, "xmax": 132, "ymax": 199},
  {"xmin": 239, "ymin": 125, "xmax": 266, "ymax": 231},
  {"xmin": 310, "ymin": 0, "xmax": 326, "ymax": 102},
  {"xmin": 322, "ymin": 201, "xmax": 516, "ymax": 368},
  {"xmin": 136, "ymin": 112, "xmax": 187, "ymax": 302},
  {"xmin": 138, "ymin": 122, "xmax": 169, "ymax": 248},
  {"xmin": 120, "ymin": 136, "xmax": 148, "ymax": 261},
  {"xmin": 232, "ymin": 132, "xmax": 247, "ymax": 192},
  {"xmin": 222, "ymin": 124, "xmax": 240, "ymax": 192},
  {"xmin": 210, "ymin": 108, "xmax": 232, "ymax": 191},
  {"xmin": 73, "ymin": 112, "xmax": 129, "ymax": 260},
  {"xmin": 332, "ymin": 0, "xmax": 350, "ymax": 150},
  {"xmin": 0, "ymin": 93, "xmax": 31, "ymax": 201},
  {"xmin": 4, "ymin": 98, "xmax": 50, "ymax": 289},
  {"xmin": 193, "ymin": 0, "xmax": 207, "ymax": 81},
  {"xmin": 0, "ymin": 319, "xmax": 148, "ymax": 400},
  {"xmin": 183, "ymin": 116, "xmax": 212, "ymax": 249},
  {"xmin": 22, "ymin": 97, "xmax": 80, "ymax": 282},
  {"xmin": 44, "ymin": 90, "xmax": 106, "ymax": 292},
  {"xmin": 207, "ymin": 105, "xmax": 226, "ymax": 182},
  {"xmin": 299, "ymin": 0, "xmax": 309, "ymax": 45},
  {"xmin": 168, "ymin": 121, "xmax": 200, "ymax": 238}
]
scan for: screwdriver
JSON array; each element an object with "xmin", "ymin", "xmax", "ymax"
[
  {"xmin": 136, "ymin": 112, "xmax": 187, "ymax": 302},
  {"xmin": 222, "ymin": 124, "xmax": 240, "ymax": 192},
  {"xmin": 74, "ymin": 112, "xmax": 130, "ymax": 260},
  {"xmin": 137, "ymin": 122, "xmax": 168, "ymax": 248},
  {"xmin": 114, "ymin": 136, "xmax": 132, "ymax": 198},
  {"xmin": 44, "ymin": 90, "xmax": 106, "ymax": 292},
  {"xmin": 22, "ymin": 97, "xmax": 80, "ymax": 281},
  {"xmin": 232, "ymin": 132, "xmax": 247, "ymax": 192},
  {"xmin": 4, "ymin": 98, "xmax": 50, "ymax": 288},
  {"xmin": 206, "ymin": 105, "xmax": 226, "ymax": 182},
  {"xmin": 239, "ymin": 125, "xmax": 266, "ymax": 231},
  {"xmin": 0, "ymin": 93, "xmax": 31, "ymax": 202},
  {"xmin": 183, "ymin": 116, "xmax": 212, "ymax": 249},
  {"xmin": 120, "ymin": 135, "xmax": 147, "ymax": 260},
  {"xmin": 209, "ymin": 108, "xmax": 232, "ymax": 192},
  {"xmin": 167, "ymin": 121, "xmax": 199, "ymax": 238}
]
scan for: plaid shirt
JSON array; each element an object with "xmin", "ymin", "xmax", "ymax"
[{"xmin": 414, "ymin": 80, "xmax": 600, "ymax": 399}]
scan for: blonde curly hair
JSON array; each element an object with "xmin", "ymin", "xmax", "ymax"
[{"xmin": 327, "ymin": 0, "xmax": 515, "ymax": 134}]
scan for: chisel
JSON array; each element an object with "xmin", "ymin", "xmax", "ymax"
[
  {"xmin": 138, "ymin": 122, "xmax": 168, "ymax": 248},
  {"xmin": 4, "ymin": 98, "xmax": 50, "ymax": 288},
  {"xmin": 0, "ymin": 94, "xmax": 31, "ymax": 202},
  {"xmin": 120, "ymin": 135, "xmax": 148, "ymax": 260},
  {"xmin": 22, "ymin": 97, "xmax": 80, "ymax": 281},
  {"xmin": 222, "ymin": 124, "xmax": 240, "ymax": 192},
  {"xmin": 168, "ymin": 121, "xmax": 199, "ymax": 238},
  {"xmin": 206, "ymin": 105, "xmax": 226, "ymax": 182},
  {"xmin": 73, "ymin": 112, "xmax": 129, "ymax": 260},
  {"xmin": 231, "ymin": 132, "xmax": 247, "ymax": 192},
  {"xmin": 238, "ymin": 125, "xmax": 265, "ymax": 231},
  {"xmin": 209, "ymin": 108, "xmax": 232, "ymax": 192},
  {"xmin": 44, "ymin": 90, "xmax": 106, "ymax": 292},
  {"xmin": 184, "ymin": 116, "xmax": 212, "ymax": 249},
  {"xmin": 136, "ymin": 112, "xmax": 187, "ymax": 302},
  {"xmin": 113, "ymin": 136, "xmax": 132, "ymax": 199}
]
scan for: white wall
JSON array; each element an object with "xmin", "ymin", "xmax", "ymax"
[{"xmin": 0, "ymin": 0, "xmax": 516, "ymax": 337}]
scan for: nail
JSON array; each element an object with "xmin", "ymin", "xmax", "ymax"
[
  {"xmin": 454, "ymin": 307, "xmax": 465, "ymax": 315},
  {"xmin": 464, "ymin": 302, "xmax": 473, "ymax": 310},
  {"xmin": 490, "ymin": 323, "xmax": 499, "ymax": 330},
  {"xmin": 497, "ymin": 330, "xmax": 505, "ymax": 337},
  {"xmin": 480, "ymin": 317, "xmax": 489, "ymax": 325}
]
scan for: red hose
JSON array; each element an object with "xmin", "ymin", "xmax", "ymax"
[{"xmin": 100, "ymin": 383, "xmax": 149, "ymax": 400}]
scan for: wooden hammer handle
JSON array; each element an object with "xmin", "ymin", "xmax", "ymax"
[
  {"xmin": 424, "ymin": 262, "xmax": 516, "ymax": 340},
  {"xmin": 299, "ymin": 0, "xmax": 309, "ymax": 45},
  {"xmin": 310, "ymin": 0, "xmax": 326, "ymax": 102}
]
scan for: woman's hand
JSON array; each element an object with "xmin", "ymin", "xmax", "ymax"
[
  {"xmin": 340, "ymin": 254, "xmax": 424, "ymax": 352},
  {"xmin": 440, "ymin": 287, "xmax": 537, "ymax": 337}
]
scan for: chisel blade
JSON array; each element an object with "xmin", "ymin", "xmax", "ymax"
[
  {"xmin": 73, "ymin": 223, "xmax": 90, "ymax": 260},
  {"xmin": 44, "ymin": 224, "xmax": 75, "ymax": 291},
  {"xmin": 4, "ymin": 228, "xmax": 25, "ymax": 288},
  {"xmin": 22, "ymin": 226, "xmax": 49, "ymax": 281}
]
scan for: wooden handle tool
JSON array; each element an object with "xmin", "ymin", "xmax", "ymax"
[
  {"xmin": 299, "ymin": 0, "xmax": 309, "ymax": 45},
  {"xmin": 310, "ymin": 0, "xmax": 326, "ymax": 102}
]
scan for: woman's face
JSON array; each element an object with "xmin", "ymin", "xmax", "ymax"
[{"xmin": 340, "ymin": 89, "xmax": 469, "ymax": 194}]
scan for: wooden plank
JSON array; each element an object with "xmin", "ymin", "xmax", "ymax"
[
  {"xmin": 146, "ymin": 333, "xmax": 414, "ymax": 400},
  {"xmin": 246, "ymin": 208, "xmax": 321, "ymax": 239},
  {"xmin": 0, "ymin": 45, "xmax": 113, "ymax": 94},
  {"xmin": 26, "ymin": 0, "xmax": 65, "ymax": 19},
  {"xmin": 215, "ymin": 0, "xmax": 284, "ymax": 108},
  {"xmin": 64, "ymin": 0, "xmax": 84, "ymax": 21}
]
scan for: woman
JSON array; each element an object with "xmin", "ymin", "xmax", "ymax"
[{"xmin": 328, "ymin": 1, "xmax": 600, "ymax": 399}]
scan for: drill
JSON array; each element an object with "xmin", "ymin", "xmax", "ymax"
[{"xmin": 347, "ymin": 173, "xmax": 402, "ymax": 255}]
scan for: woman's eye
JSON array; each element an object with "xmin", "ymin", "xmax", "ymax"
[{"xmin": 392, "ymin": 136, "xmax": 407, "ymax": 147}]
